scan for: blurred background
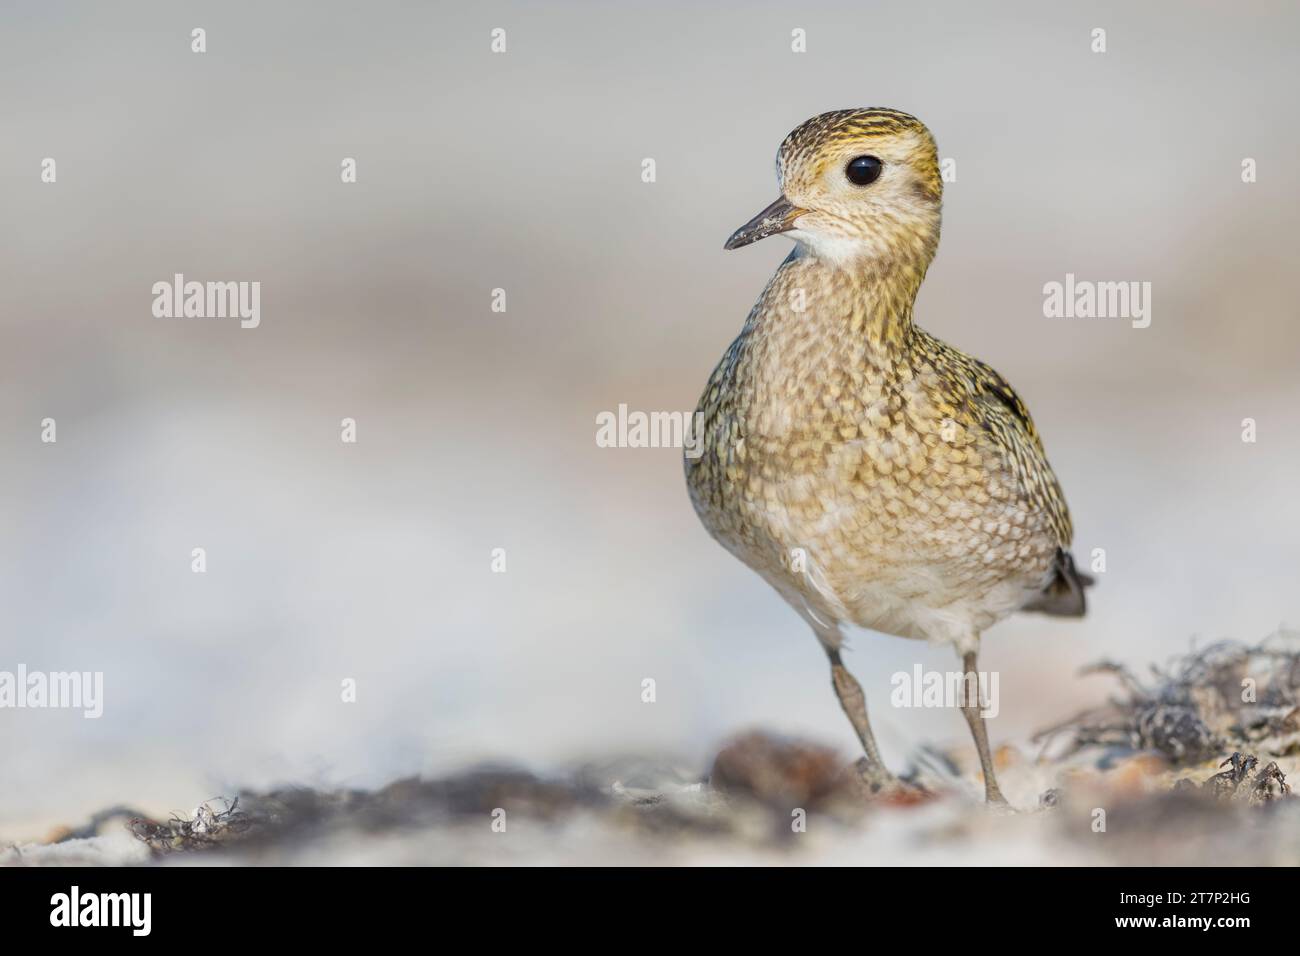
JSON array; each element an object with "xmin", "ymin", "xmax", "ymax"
[{"xmin": 1, "ymin": 0, "xmax": 1297, "ymax": 837}]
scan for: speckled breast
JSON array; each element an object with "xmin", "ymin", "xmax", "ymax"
[{"xmin": 685, "ymin": 326, "xmax": 1060, "ymax": 633}]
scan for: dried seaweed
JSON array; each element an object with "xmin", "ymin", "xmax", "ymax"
[
  {"xmin": 115, "ymin": 743, "xmax": 884, "ymax": 860},
  {"xmin": 1200, "ymin": 752, "xmax": 1292, "ymax": 804},
  {"xmin": 128, "ymin": 798, "xmax": 251, "ymax": 855},
  {"xmin": 1035, "ymin": 630, "xmax": 1300, "ymax": 764},
  {"xmin": 122, "ymin": 765, "xmax": 729, "ymax": 858}
]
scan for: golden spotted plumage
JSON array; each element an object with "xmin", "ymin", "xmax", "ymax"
[
  {"xmin": 687, "ymin": 108, "xmax": 1086, "ymax": 662},
  {"xmin": 689, "ymin": 251, "xmax": 1077, "ymax": 649}
]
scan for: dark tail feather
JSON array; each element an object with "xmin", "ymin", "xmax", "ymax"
[{"xmin": 1023, "ymin": 548, "xmax": 1093, "ymax": 618}]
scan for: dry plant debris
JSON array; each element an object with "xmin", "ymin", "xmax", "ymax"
[
  {"xmin": 1036, "ymin": 630, "xmax": 1300, "ymax": 764},
  {"xmin": 128, "ymin": 798, "xmax": 251, "ymax": 855}
]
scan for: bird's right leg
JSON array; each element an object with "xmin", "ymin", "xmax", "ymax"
[{"xmin": 826, "ymin": 647, "xmax": 898, "ymax": 793}]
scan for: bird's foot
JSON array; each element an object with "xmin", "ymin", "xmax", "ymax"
[
  {"xmin": 981, "ymin": 788, "xmax": 1015, "ymax": 813},
  {"xmin": 851, "ymin": 758, "xmax": 932, "ymax": 805}
]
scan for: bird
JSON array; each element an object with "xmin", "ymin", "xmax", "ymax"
[{"xmin": 684, "ymin": 108, "xmax": 1090, "ymax": 804}]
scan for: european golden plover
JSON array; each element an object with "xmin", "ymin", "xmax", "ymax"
[{"xmin": 686, "ymin": 108, "xmax": 1090, "ymax": 804}]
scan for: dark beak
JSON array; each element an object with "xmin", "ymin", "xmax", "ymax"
[{"xmin": 723, "ymin": 196, "xmax": 807, "ymax": 250}]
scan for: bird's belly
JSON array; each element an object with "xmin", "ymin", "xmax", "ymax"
[
  {"xmin": 688, "ymin": 427, "xmax": 1057, "ymax": 641},
  {"xmin": 829, "ymin": 556, "xmax": 1047, "ymax": 645}
]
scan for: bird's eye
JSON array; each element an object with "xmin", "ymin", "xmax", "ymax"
[{"xmin": 845, "ymin": 155, "xmax": 883, "ymax": 186}]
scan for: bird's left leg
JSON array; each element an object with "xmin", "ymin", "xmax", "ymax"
[
  {"xmin": 799, "ymin": 605, "xmax": 901, "ymax": 795},
  {"xmin": 825, "ymin": 646, "xmax": 899, "ymax": 794},
  {"xmin": 958, "ymin": 648, "xmax": 1008, "ymax": 805}
]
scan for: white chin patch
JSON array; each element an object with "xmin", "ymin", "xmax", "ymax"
[{"xmin": 787, "ymin": 228, "xmax": 870, "ymax": 266}]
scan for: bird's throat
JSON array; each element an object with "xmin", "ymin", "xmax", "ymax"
[{"xmin": 765, "ymin": 249, "xmax": 928, "ymax": 368}]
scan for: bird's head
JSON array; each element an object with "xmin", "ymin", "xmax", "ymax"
[{"xmin": 724, "ymin": 108, "xmax": 943, "ymax": 270}]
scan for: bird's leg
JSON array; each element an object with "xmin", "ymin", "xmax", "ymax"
[
  {"xmin": 959, "ymin": 649, "xmax": 1008, "ymax": 806},
  {"xmin": 826, "ymin": 648, "xmax": 897, "ymax": 792}
]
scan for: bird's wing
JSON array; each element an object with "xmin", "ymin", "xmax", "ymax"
[
  {"xmin": 957, "ymin": 352, "xmax": 1045, "ymax": 453},
  {"xmin": 914, "ymin": 328, "xmax": 1036, "ymax": 429},
  {"xmin": 940, "ymin": 347, "xmax": 1092, "ymax": 615},
  {"xmin": 931, "ymin": 339, "xmax": 1076, "ymax": 548}
]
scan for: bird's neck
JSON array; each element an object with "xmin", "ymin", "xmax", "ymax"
[{"xmin": 766, "ymin": 247, "xmax": 932, "ymax": 368}]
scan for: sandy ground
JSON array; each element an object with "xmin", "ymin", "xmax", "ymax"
[
  {"xmin": 4, "ymin": 744, "xmax": 1297, "ymax": 867},
  {"xmin": 7, "ymin": 636, "xmax": 1299, "ymax": 867}
]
